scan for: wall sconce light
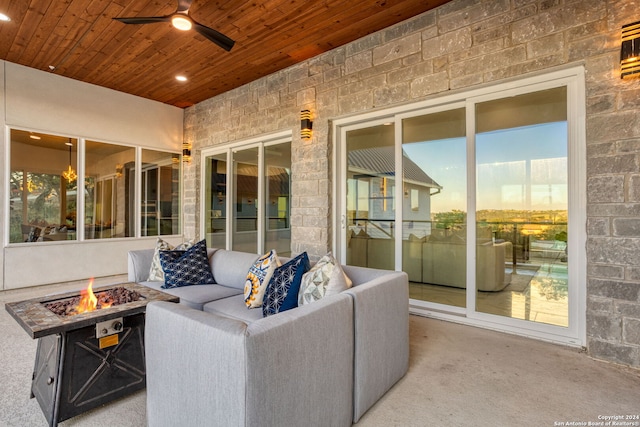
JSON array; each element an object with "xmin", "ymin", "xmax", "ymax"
[
  {"xmin": 301, "ymin": 109, "xmax": 313, "ymax": 140},
  {"xmin": 182, "ymin": 142, "xmax": 192, "ymax": 163},
  {"xmin": 115, "ymin": 164, "xmax": 123, "ymax": 179},
  {"xmin": 621, "ymin": 21, "xmax": 640, "ymax": 78}
]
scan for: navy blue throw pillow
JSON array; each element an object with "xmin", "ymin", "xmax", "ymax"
[
  {"xmin": 159, "ymin": 239, "xmax": 215, "ymax": 289},
  {"xmin": 262, "ymin": 252, "xmax": 310, "ymax": 317}
]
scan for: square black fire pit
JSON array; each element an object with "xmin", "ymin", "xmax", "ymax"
[{"xmin": 5, "ymin": 282, "xmax": 179, "ymax": 427}]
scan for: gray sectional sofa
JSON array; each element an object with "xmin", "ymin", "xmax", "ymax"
[{"xmin": 127, "ymin": 247, "xmax": 409, "ymax": 427}]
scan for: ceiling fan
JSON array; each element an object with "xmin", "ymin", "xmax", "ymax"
[{"xmin": 113, "ymin": 0, "xmax": 235, "ymax": 51}]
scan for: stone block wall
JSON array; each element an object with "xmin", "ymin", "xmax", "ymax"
[{"xmin": 183, "ymin": 0, "xmax": 640, "ymax": 367}]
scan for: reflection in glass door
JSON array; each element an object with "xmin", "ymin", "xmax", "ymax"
[
  {"xmin": 204, "ymin": 153, "xmax": 228, "ymax": 249},
  {"xmin": 475, "ymin": 87, "xmax": 569, "ymax": 327},
  {"xmin": 141, "ymin": 167, "xmax": 157, "ymax": 236},
  {"xmin": 402, "ymin": 109, "xmax": 467, "ymax": 307},
  {"xmin": 264, "ymin": 143, "xmax": 291, "ymax": 257},
  {"xmin": 345, "ymin": 123, "xmax": 396, "ymax": 271},
  {"xmin": 232, "ymin": 147, "xmax": 259, "ymax": 253}
]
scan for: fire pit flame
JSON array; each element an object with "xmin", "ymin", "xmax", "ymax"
[{"xmin": 76, "ymin": 278, "xmax": 98, "ymax": 313}]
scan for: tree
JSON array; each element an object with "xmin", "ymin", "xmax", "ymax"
[{"xmin": 433, "ymin": 209, "xmax": 466, "ymax": 229}]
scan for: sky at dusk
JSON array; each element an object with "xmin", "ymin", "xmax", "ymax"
[{"xmin": 402, "ymin": 121, "xmax": 568, "ymax": 212}]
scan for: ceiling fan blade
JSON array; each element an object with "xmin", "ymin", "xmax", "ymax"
[
  {"xmin": 113, "ymin": 16, "xmax": 171, "ymax": 25},
  {"xmin": 177, "ymin": 0, "xmax": 194, "ymax": 13},
  {"xmin": 193, "ymin": 22, "xmax": 235, "ymax": 51}
]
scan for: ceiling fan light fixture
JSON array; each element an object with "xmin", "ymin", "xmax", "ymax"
[
  {"xmin": 171, "ymin": 15, "xmax": 192, "ymax": 31},
  {"xmin": 113, "ymin": 0, "xmax": 234, "ymax": 52}
]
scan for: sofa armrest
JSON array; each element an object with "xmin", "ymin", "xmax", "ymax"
[
  {"xmin": 145, "ymin": 295, "xmax": 354, "ymax": 427},
  {"xmin": 344, "ymin": 271, "xmax": 409, "ymax": 422},
  {"xmin": 127, "ymin": 249, "xmax": 154, "ymax": 282},
  {"xmin": 243, "ymin": 295, "xmax": 354, "ymax": 427},
  {"xmin": 146, "ymin": 301, "xmax": 248, "ymax": 427}
]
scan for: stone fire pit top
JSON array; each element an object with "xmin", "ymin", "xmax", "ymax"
[{"xmin": 5, "ymin": 282, "xmax": 179, "ymax": 339}]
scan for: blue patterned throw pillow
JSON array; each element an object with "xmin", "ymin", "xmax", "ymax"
[
  {"xmin": 159, "ymin": 239, "xmax": 215, "ymax": 289},
  {"xmin": 262, "ymin": 252, "xmax": 310, "ymax": 317},
  {"xmin": 149, "ymin": 238, "xmax": 194, "ymax": 282}
]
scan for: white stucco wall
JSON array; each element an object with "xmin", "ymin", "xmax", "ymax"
[
  {"xmin": 1, "ymin": 60, "xmax": 185, "ymax": 290},
  {"xmin": 4, "ymin": 62, "xmax": 182, "ymax": 149}
]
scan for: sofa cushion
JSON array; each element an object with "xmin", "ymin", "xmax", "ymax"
[
  {"xmin": 210, "ymin": 250, "xmax": 260, "ymax": 290},
  {"xmin": 299, "ymin": 252, "xmax": 352, "ymax": 305},
  {"xmin": 142, "ymin": 281, "xmax": 242, "ymax": 311},
  {"xmin": 262, "ymin": 252, "xmax": 310, "ymax": 317},
  {"xmin": 149, "ymin": 238, "xmax": 193, "ymax": 281},
  {"xmin": 244, "ymin": 250, "xmax": 280, "ymax": 308},
  {"xmin": 160, "ymin": 240, "xmax": 215, "ymax": 289},
  {"xmin": 203, "ymin": 294, "xmax": 264, "ymax": 323}
]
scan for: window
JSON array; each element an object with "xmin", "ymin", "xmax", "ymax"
[
  {"xmin": 141, "ymin": 149, "xmax": 181, "ymax": 237},
  {"xmin": 410, "ymin": 189, "xmax": 419, "ymax": 211},
  {"xmin": 9, "ymin": 130, "xmax": 78, "ymax": 243},
  {"xmin": 85, "ymin": 140, "xmax": 135, "ymax": 239},
  {"xmin": 7, "ymin": 129, "xmax": 182, "ymax": 243}
]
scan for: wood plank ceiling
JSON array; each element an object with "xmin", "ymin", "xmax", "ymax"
[{"xmin": 0, "ymin": 0, "xmax": 452, "ymax": 108}]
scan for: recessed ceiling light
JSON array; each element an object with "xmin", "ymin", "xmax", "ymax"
[
  {"xmin": 0, "ymin": 13, "xmax": 10, "ymax": 22},
  {"xmin": 176, "ymin": 75, "xmax": 188, "ymax": 82},
  {"xmin": 29, "ymin": 134, "xmax": 41, "ymax": 140}
]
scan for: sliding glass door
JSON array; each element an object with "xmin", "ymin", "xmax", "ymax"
[
  {"xmin": 402, "ymin": 108, "xmax": 467, "ymax": 308},
  {"xmin": 336, "ymin": 69, "xmax": 585, "ymax": 344},
  {"xmin": 475, "ymin": 87, "xmax": 568, "ymax": 326},
  {"xmin": 202, "ymin": 135, "xmax": 292, "ymax": 254},
  {"xmin": 345, "ymin": 122, "xmax": 396, "ymax": 271},
  {"xmin": 232, "ymin": 146, "xmax": 259, "ymax": 253},
  {"xmin": 264, "ymin": 142, "xmax": 291, "ymax": 257},
  {"xmin": 204, "ymin": 153, "xmax": 228, "ymax": 249}
]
